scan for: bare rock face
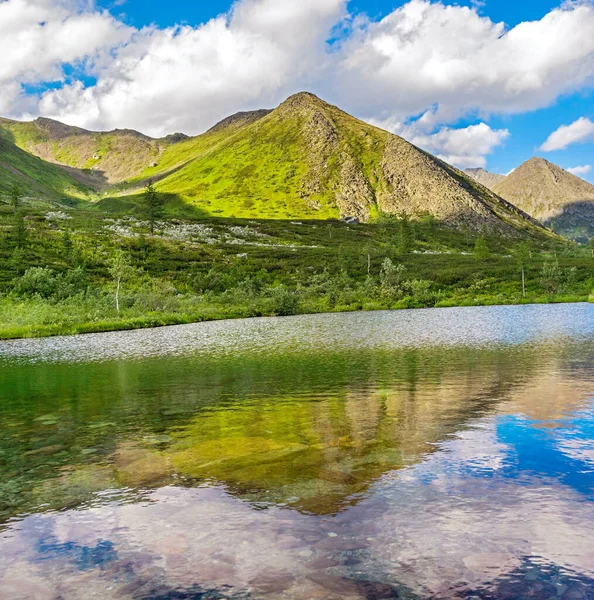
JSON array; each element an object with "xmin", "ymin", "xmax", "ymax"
[
  {"xmin": 464, "ymin": 167, "xmax": 505, "ymax": 191},
  {"xmin": 492, "ymin": 157, "xmax": 594, "ymax": 239},
  {"xmin": 379, "ymin": 138, "xmax": 504, "ymax": 231},
  {"xmin": 266, "ymin": 92, "xmax": 539, "ymax": 233},
  {"xmin": 336, "ymin": 155, "xmax": 375, "ymax": 221},
  {"xmin": 493, "ymin": 157, "xmax": 594, "ymax": 221}
]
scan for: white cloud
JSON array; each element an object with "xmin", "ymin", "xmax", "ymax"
[
  {"xmin": 332, "ymin": 0, "xmax": 594, "ymax": 126},
  {"xmin": 2, "ymin": 0, "xmax": 594, "ymax": 156},
  {"xmin": 37, "ymin": 0, "xmax": 347, "ymax": 135},
  {"xmin": 375, "ymin": 112, "xmax": 509, "ymax": 169},
  {"xmin": 540, "ymin": 117, "xmax": 594, "ymax": 151},
  {"xmin": 0, "ymin": 0, "xmax": 131, "ymax": 115},
  {"xmin": 412, "ymin": 122, "xmax": 510, "ymax": 170},
  {"xmin": 567, "ymin": 164, "xmax": 592, "ymax": 176}
]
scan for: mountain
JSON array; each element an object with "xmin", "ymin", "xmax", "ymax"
[
  {"xmin": 1, "ymin": 94, "xmax": 550, "ymax": 235},
  {"xmin": 492, "ymin": 157, "xmax": 594, "ymax": 240},
  {"xmin": 0, "ymin": 127, "xmax": 94, "ymax": 202},
  {"xmin": 464, "ymin": 168, "xmax": 505, "ymax": 190},
  {"xmin": 120, "ymin": 92, "xmax": 547, "ymax": 233},
  {"xmin": 0, "ymin": 116, "xmax": 180, "ymax": 187}
]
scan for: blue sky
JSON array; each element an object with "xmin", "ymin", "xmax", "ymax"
[
  {"xmin": 103, "ymin": 0, "xmax": 563, "ymax": 29},
  {"xmin": 3, "ymin": 0, "xmax": 594, "ymax": 180}
]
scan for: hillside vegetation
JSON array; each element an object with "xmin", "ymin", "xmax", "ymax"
[
  {"xmin": 0, "ymin": 203, "xmax": 590, "ymax": 340},
  {"xmin": 128, "ymin": 93, "xmax": 546, "ymax": 232},
  {"xmin": 2, "ymin": 94, "xmax": 550, "ymax": 237},
  {"xmin": 0, "ymin": 127, "xmax": 94, "ymax": 201},
  {"xmin": 0, "ymin": 116, "xmax": 182, "ymax": 187}
]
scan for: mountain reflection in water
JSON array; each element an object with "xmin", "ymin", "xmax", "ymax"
[{"xmin": 0, "ymin": 305, "xmax": 593, "ymax": 599}]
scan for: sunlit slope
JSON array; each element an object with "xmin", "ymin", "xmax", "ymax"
[
  {"xmin": 0, "ymin": 129, "xmax": 94, "ymax": 201},
  {"xmin": 145, "ymin": 93, "xmax": 548, "ymax": 232},
  {"xmin": 0, "ymin": 95, "xmax": 553, "ymax": 235},
  {"xmin": 125, "ymin": 112, "xmax": 272, "ymax": 187},
  {"xmin": 0, "ymin": 116, "xmax": 178, "ymax": 186}
]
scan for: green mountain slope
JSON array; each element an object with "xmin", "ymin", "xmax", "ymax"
[
  {"xmin": 1, "ymin": 94, "xmax": 551, "ymax": 236},
  {"xmin": 136, "ymin": 92, "xmax": 546, "ymax": 232},
  {"xmin": 0, "ymin": 128, "xmax": 94, "ymax": 202},
  {"xmin": 0, "ymin": 116, "xmax": 187, "ymax": 187}
]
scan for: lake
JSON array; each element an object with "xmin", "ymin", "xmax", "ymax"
[{"xmin": 1, "ymin": 304, "xmax": 594, "ymax": 599}]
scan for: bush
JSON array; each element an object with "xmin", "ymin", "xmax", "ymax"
[
  {"xmin": 13, "ymin": 267, "xmax": 58, "ymax": 299},
  {"xmin": 270, "ymin": 286, "xmax": 299, "ymax": 316},
  {"xmin": 380, "ymin": 258, "xmax": 406, "ymax": 298},
  {"xmin": 12, "ymin": 266, "xmax": 88, "ymax": 300}
]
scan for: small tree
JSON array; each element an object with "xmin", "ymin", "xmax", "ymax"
[
  {"xmin": 589, "ymin": 237, "xmax": 594, "ymax": 258},
  {"xmin": 513, "ymin": 242, "xmax": 530, "ymax": 297},
  {"xmin": 108, "ymin": 250, "xmax": 135, "ymax": 313},
  {"xmin": 9, "ymin": 247, "xmax": 25, "ymax": 275},
  {"xmin": 63, "ymin": 229, "xmax": 73, "ymax": 260},
  {"xmin": 540, "ymin": 260, "xmax": 562, "ymax": 297},
  {"xmin": 143, "ymin": 180, "xmax": 164, "ymax": 235},
  {"xmin": 13, "ymin": 212, "xmax": 28, "ymax": 248},
  {"xmin": 363, "ymin": 241, "xmax": 374, "ymax": 275},
  {"xmin": 474, "ymin": 236, "xmax": 490, "ymax": 261},
  {"xmin": 380, "ymin": 257, "xmax": 406, "ymax": 297},
  {"xmin": 397, "ymin": 215, "xmax": 414, "ymax": 255},
  {"xmin": 10, "ymin": 184, "xmax": 22, "ymax": 213}
]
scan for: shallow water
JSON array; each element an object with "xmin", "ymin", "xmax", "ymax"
[{"xmin": 1, "ymin": 304, "xmax": 594, "ymax": 599}]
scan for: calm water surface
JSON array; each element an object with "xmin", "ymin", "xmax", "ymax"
[{"xmin": 1, "ymin": 304, "xmax": 594, "ymax": 599}]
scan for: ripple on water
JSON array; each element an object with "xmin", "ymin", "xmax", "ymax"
[{"xmin": 0, "ymin": 305, "xmax": 594, "ymax": 599}]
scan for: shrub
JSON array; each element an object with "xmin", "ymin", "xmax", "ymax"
[
  {"xmin": 12, "ymin": 266, "xmax": 88, "ymax": 300},
  {"xmin": 270, "ymin": 286, "xmax": 299, "ymax": 316},
  {"xmin": 13, "ymin": 267, "xmax": 58, "ymax": 298},
  {"xmin": 380, "ymin": 258, "xmax": 406, "ymax": 298}
]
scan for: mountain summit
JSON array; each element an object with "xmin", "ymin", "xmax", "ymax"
[
  {"xmin": 137, "ymin": 92, "xmax": 545, "ymax": 233},
  {"xmin": 463, "ymin": 168, "xmax": 505, "ymax": 190},
  {"xmin": 0, "ymin": 93, "xmax": 548, "ymax": 236},
  {"xmin": 492, "ymin": 157, "xmax": 594, "ymax": 239}
]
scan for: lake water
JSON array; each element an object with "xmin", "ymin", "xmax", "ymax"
[{"xmin": 1, "ymin": 304, "xmax": 594, "ymax": 599}]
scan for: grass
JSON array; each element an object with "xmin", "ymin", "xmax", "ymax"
[
  {"xmin": 0, "ymin": 133, "xmax": 93, "ymax": 201},
  {"xmin": 0, "ymin": 204, "xmax": 592, "ymax": 340}
]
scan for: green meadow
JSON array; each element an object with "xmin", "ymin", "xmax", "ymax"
[{"xmin": 1, "ymin": 202, "xmax": 592, "ymax": 340}]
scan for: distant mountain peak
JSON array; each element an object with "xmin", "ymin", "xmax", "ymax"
[
  {"xmin": 463, "ymin": 167, "xmax": 505, "ymax": 191},
  {"xmin": 33, "ymin": 116, "xmax": 90, "ymax": 138},
  {"xmin": 492, "ymin": 157, "xmax": 594, "ymax": 237},
  {"xmin": 207, "ymin": 109, "xmax": 272, "ymax": 134}
]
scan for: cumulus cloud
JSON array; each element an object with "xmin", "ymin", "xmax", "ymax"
[
  {"xmin": 332, "ymin": 0, "xmax": 594, "ymax": 125},
  {"xmin": 567, "ymin": 165, "xmax": 592, "ymax": 176},
  {"xmin": 540, "ymin": 117, "xmax": 594, "ymax": 151},
  {"xmin": 410, "ymin": 122, "xmax": 510, "ymax": 169},
  {"xmin": 0, "ymin": 0, "xmax": 131, "ymax": 114},
  {"xmin": 38, "ymin": 0, "xmax": 347, "ymax": 135},
  {"xmin": 375, "ymin": 111, "xmax": 510, "ymax": 169},
  {"xmin": 2, "ymin": 0, "xmax": 594, "ymax": 166}
]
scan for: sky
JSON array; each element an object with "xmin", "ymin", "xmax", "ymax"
[{"xmin": 1, "ymin": 0, "xmax": 594, "ymax": 181}]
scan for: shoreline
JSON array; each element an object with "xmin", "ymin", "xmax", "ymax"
[{"xmin": 1, "ymin": 295, "xmax": 590, "ymax": 341}]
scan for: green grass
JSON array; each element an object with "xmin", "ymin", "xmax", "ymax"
[
  {"xmin": 0, "ymin": 134, "xmax": 93, "ymax": 201},
  {"xmin": 0, "ymin": 205, "xmax": 591, "ymax": 340}
]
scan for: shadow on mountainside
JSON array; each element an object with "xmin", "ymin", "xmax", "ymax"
[
  {"xmin": 0, "ymin": 125, "xmax": 106, "ymax": 200},
  {"xmin": 544, "ymin": 200, "xmax": 594, "ymax": 242},
  {"xmin": 96, "ymin": 191, "xmax": 211, "ymax": 219}
]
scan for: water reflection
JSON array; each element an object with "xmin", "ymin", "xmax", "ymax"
[{"xmin": 0, "ymin": 305, "xmax": 593, "ymax": 598}]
